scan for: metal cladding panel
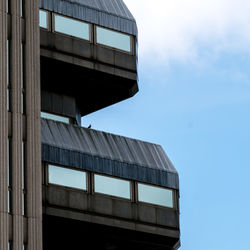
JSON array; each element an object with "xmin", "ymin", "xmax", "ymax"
[
  {"xmin": 39, "ymin": 0, "xmax": 138, "ymax": 36},
  {"xmin": 41, "ymin": 119, "xmax": 179, "ymax": 189}
]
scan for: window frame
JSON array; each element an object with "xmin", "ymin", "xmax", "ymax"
[
  {"xmin": 93, "ymin": 173, "xmax": 132, "ymax": 201},
  {"xmin": 136, "ymin": 182, "xmax": 176, "ymax": 209},
  {"xmin": 46, "ymin": 164, "xmax": 88, "ymax": 192},
  {"xmin": 95, "ymin": 25, "xmax": 134, "ymax": 55},
  {"xmin": 41, "ymin": 111, "xmax": 72, "ymax": 124},
  {"xmin": 52, "ymin": 13, "xmax": 92, "ymax": 42}
]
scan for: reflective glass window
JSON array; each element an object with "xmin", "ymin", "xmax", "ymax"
[
  {"xmin": 96, "ymin": 26, "xmax": 131, "ymax": 52},
  {"xmin": 8, "ymin": 190, "xmax": 11, "ymax": 213},
  {"xmin": 22, "ymin": 192, "xmax": 26, "ymax": 216},
  {"xmin": 22, "ymin": 141, "xmax": 25, "ymax": 189},
  {"xmin": 138, "ymin": 183, "xmax": 174, "ymax": 208},
  {"xmin": 48, "ymin": 165, "xmax": 87, "ymax": 190},
  {"xmin": 41, "ymin": 111, "xmax": 70, "ymax": 123},
  {"xmin": 20, "ymin": 0, "xmax": 23, "ymax": 17},
  {"xmin": 39, "ymin": 10, "xmax": 48, "ymax": 29},
  {"xmin": 94, "ymin": 174, "xmax": 130, "ymax": 199},
  {"xmin": 7, "ymin": 40, "xmax": 10, "ymax": 110},
  {"xmin": 54, "ymin": 14, "xmax": 90, "ymax": 40},
  {"xmin": 8, "ymin": 138, "xmax": 11, "ymax": 186}
]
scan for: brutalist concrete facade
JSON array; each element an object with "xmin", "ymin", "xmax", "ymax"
[{"xmin": 1, "ymin": 0, "xmax": 180, "ymax": 249}]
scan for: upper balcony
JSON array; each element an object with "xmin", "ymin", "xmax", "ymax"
[{"xmin": 39, "ymin": 0, "xmax": 138, "ymax": 116}]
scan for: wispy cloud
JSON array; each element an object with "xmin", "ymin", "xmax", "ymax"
[{"xmin": 124, "ymin": 0, "xmax": 250, "ymax": 64}]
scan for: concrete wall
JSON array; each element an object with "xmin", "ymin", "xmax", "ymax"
[{"xmin": 43, "ymin": 185, "xmax": 180, "ymax": 242}]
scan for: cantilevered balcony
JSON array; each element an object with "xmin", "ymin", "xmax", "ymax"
[
  {"xmin": 41, "ymin": 118, "xmax": 180, "ymax": 250},
  {"xmin": 39, "ymin": 0, "xmax": 138, "ymax": 116}
]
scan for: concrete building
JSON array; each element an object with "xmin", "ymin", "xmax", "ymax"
[{"xmin": 0, "ymin": 0, "xmax": 180, "ymax": 249}]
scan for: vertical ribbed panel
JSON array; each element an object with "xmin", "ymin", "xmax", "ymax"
[
  {"xmin": 25, "ymin": 0, "xmax": 42, "ymax": 249},
  {"xmin": 0, "ymin": 0, "xmax": 9, "ymax": 249},
  {"xmin": 10, "ymin": 0, "xmax": 24, "ymax": 249}
]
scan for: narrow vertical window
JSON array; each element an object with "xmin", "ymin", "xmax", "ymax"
[
  {"xmin": 39, "ymin": 10, "xmax": 48, "ymax": 29},
  {"xmin": 21, "ymin": 43, "xmax": 24, "ymax": 89},
  {"xmin": 22, "ymin": 141, "xmax": 25, "ymax": 189},
  {"xmin": 22, "ymin": 193, "xmax": 26, "ymax": 216},
  {"xmin": 21, "ymin": 43, "xmax": 25, "ymax": 114},
  {"xmin": 7, "ymin": 40, "xmax": 10, "ymax": 111},
  {"xmin": 8, "ymin": 138, "xmax": 11, "ymax": 186},
  {"xmin": 22, "ymin": 141, "xmax": 26, "ymax": 216},
  {"xmin": 8, "ymin": 189, "xmax": 11, "ymax": 213},
  {"xmin": 20, "ymin": 0, "xmax": 23, "ymax": 17},
  {"xmin": 6, "ymin": 0, "xmax": 9, "ymax": 13},
  {"xmin": 8, "ymin": 138, "xmax": 12, "ymax": 213}
]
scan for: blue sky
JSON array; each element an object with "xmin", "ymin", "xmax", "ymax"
[{"xmin": 82, "ymin": 1, "xmax": 250, "ymax": 249}]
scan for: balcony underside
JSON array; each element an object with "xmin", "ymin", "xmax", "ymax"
[
  {"xmin": 43, "ymin": 214, "xmax": 179, "ymax": 250},
  {"xmin": 40, "ymin": 30, "xmax": 138, "ymax": 116}
]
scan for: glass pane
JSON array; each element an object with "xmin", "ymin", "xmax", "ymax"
[
  {"xmin": 48, "ymin": 165, "xmax": 87, "ymax": 190},
  {"xmin": 7, "ymin": 40, "xmax": 9, "ymax": 85},
  {"xmin": 20, "ymin": 0, "xmax": 23, "ymax": 16},
  {"xmin": 94, "ymin": 174, "xmax": 130, "ymax": 199},
  {"xmin": 96, "ymin": 26, "xmax": 131, "ymax": 52},
  {"xmin": 138, "ymin": 183, "xmax": 174, "ymax": 208},
  {"xmin": 22, "ymin": 192, "xmax": 25, "ymax": 216},
  {"xmin": 8, "ymin": 190, "xmax": 11, "ymax": 213},
  {"xmin": 22, "ymin": 141, "xmax": 25, "ymax": 189},
  {"xmin": 54, "ymin": 14, "xmax": 90, "ymax": 40},
  {"xmin": 39, "ymin": 10, "xmax": 48, "ymax": 29},
  {"xmin": 41, "ymin": 112, "xmax": 70, "ymax": 124}
]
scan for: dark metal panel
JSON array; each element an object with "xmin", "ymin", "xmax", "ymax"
[
  {"xmin": 41, "ymin": 119, "xmax": 179, "ymax": 189},
  {"xmin": 42, "ymin": 144, "xmax": 179, "ymax": 189},
  {"xmin": 39, "ymin": 0, "xmax": 138, "ymax": 36}
]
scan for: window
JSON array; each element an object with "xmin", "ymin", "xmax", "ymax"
[
  {"xmin": 138, "ymin": 183, "xmax": 174, "ymax": 208},
  {"xmin": 96, "ymin": 26, "xmax": 131, "ymax": 53},
  {"xmin": 94, "ymin": 174, "xmax": 131, "ymax": 199},
  {"xmin": 39, "ymin": 9, "xmax": 48, "ymax": 29},
  {"xmin": 20, "ymin": 0, "xmax": 23, "ymax": 17},
  {"xmin": 8, "ymin": 138, "xmax": 11, "ymax": 213},
  {"xmin": 22, "ymin": 141, "xmax": 25, "ymax": 189},
  {"xmin": 22, "ymin": 141, "xmax": 26, "ymax": 216},
  {"xmin": 8, "ymin": 189, "xmax": 11, "ymax": 213},
  {"xmin": 6, "ymin": 0, "xmax": 9, "ymax": 13},
  {"xmin": 21, "ymin": 43, "xmax": 25, "ymax": 114},
  {"xmin": 48, "ymin": 165, "xmax": 87, "ymax": 190},
  {"xmin": 7, "ymin": 40, "xmax": 10, "ymax": 111},
  {"xmin": 54, "ymin": 14, "xmax": 90, "ymax": 40},
  {"xmin": 41, "ymin": 111, "xmax": 70, "ymax": 124}
]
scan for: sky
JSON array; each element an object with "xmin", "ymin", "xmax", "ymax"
[{"xmin": 82, "ymin": 1, "xmax": 250, "ymax": 249}]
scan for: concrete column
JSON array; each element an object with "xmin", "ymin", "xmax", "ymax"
[
  {"xmin": 0, "ymin": 0, "xmax": 10, "ymax": 249},
  {"xmin": 10, "ymin": 0, "xmax": 24, "ymax": 249},
  {"xmin": 25, "ymin": 0, "xmax": 42, "ymax": 249}
]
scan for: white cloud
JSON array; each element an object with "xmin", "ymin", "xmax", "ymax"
[{"xmin": 124, "ymin": 0, "xmax": 250, "ymax": 64}]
